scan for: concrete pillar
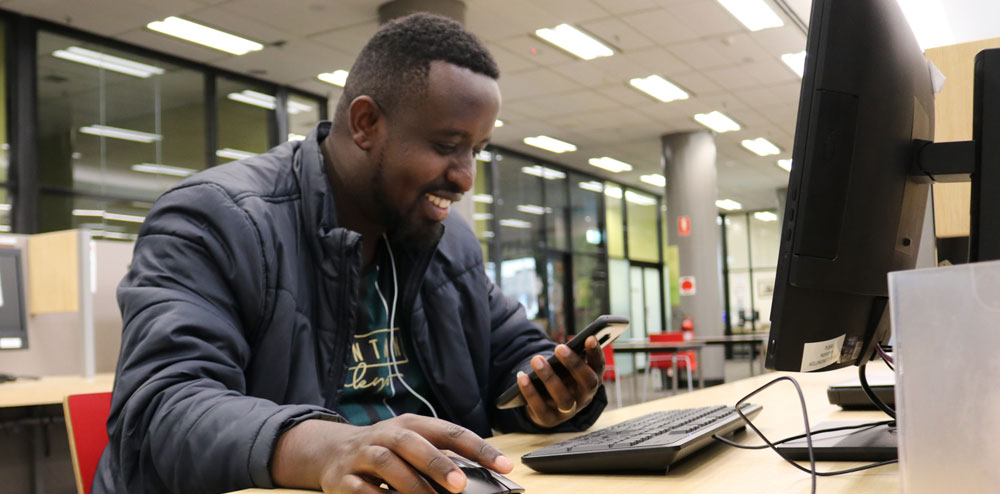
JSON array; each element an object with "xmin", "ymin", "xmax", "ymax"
[
  {"xmin": 378, "ymin": 0, "xmax": 466, "ymax": 24},
  {"xmin": 662, "ymin": 131, "xmax": 725, "ymax": 382}
]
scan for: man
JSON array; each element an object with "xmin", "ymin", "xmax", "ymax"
[{"xmin": 94, "ymin": 12, "xmax": 607, "ymax": 494}]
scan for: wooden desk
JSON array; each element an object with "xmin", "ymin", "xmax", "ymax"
[
  {"xmin": 231, "ymin": 366, "xmax": 896, "ymax": 493},
  {"xmin": 0, "ymin": 373, "xmax": 115, "ymax": 408}
]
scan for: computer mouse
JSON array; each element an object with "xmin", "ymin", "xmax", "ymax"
[{"xmin": 418, "ymin": 455, "xmax": 524, "ymax": 494}]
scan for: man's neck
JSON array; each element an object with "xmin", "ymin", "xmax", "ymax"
[{"xmin": 320, "ymin": 134, "xmax": 383, "ymax": 267}]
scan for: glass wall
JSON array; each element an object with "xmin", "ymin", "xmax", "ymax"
[
  {"xmin": 625, "ymin": 188, "xmax": 660, "ymax": 264},
  {"xmin": 287, "ymin": 92, "xmax": 323, "ymax": 142},
  {"xmin": 495, "ymin": 152, "xmax": 546, "ymax": 330},
  {"xmin": 0, "ymin": 20, "xmax": 10, "ymax": 231},
  {"xmin": 722, "ymin": 211, "xmax": 780, "ymax": 333},
  {"xmin": 216, "ymin": 76, "xmax": 274, "ymax": 163}
]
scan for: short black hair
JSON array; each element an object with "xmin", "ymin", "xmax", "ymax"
[{"xmin": 334, "ymin": 12, "xmax": 499, "ymax": 125}]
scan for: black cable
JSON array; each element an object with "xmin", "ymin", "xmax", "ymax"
[
  {"xmin": 712, "ymin": 420, "xmax": 895, "ymax": 450},
  {"xmin": 726, "ymin": 376, "xmax": 899, "ymax": 493},
  {"xmin": 859, "ymin": 363, "xmax": 895, "ymax": 419}
]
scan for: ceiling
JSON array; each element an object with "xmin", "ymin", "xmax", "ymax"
[{"xmin": 3, "ymin": 0, "xmax": 998, "ymax": 212}]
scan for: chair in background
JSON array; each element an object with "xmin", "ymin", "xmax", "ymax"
[
  {"xmin": 602, "ymin": 344, "xmax": 623, "ymax": 408},
  {"xmin": 642, "ymin": 332, "xmax": 696, "ymax": 401},
  {"xmin": 63, "ymin": 392, "xmax": 112, "ymax": 494}
]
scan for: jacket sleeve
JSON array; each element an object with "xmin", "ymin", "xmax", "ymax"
[
  {"xmin": 484, "ymin": 280, "xmax": 607, "ymax": 434},
  {"xmin": 104, "ymin": 182, "xmax": 339, "ymax": 493}
]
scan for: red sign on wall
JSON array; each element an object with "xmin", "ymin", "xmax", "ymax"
[
  {"xmin": 678, "ymin": 216, "xmax": 691, "ymax": 236},
  {"xmin": 679, "ymin": 276, "xmax": 696, "ymax": 296}
]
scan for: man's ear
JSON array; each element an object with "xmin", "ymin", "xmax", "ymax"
[{"xmin": 347, "ymin": 96, "xmax": 383, "ymax": 151}]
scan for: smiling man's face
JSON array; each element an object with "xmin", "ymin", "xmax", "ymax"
[{"xmin": 369, "ymin": 60, "xmax": 501, "ymax": 245}]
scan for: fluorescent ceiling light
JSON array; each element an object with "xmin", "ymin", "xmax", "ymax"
[
  {"xmin": 53, "ymin": 46, "xmax": 164, "ymax": 78},
  {"xmin": 473, "ymin": 194, "xmax": 494, "ymax": 204},
  {"xmin": 754, "ymin": 211, "xmax": 779, "ymax": 222},
  {"xmin": 482, "ymin": 231, "xmax": 495, "ymax": 238},
  {"xmin": 101, "ymin": 231, "xmax": 138, "ymax": 240},
  {"xmin": 587, "ymin": 157, "xmax": 633, "ymax": 173},
  {"xmin": 227, "ymin": 90, "xmax": 310, "ymax": 115},
  {"xmin": 476, "ymin": 150, "xmax": 493, "ymax": 162},
  {"xmin": 578, "ymin": 181, "xmax": 604, "ymax": 194},
  {"xmin": 625, "ymin": 191, "xmax": 656, "ymax": 206},
  {"xmin": 317, "ymin": 70, "xmax": 349, "ymax": 87},
  {"xmin": 287, "ymin": 100, "xmax": 313, "ymax": 114},
  {"xmin": 72, "ymin": 209, "xmax": 105, "ymax": 217},
  {"xmin": 216, "ymin": 148, "xmax": 257, "ymax": 160},
  {"xmin": 741, "ymin": 137, "xmax": 781, "ymax": 156},
  {"xmin": 640, "ymin": 174, "xmax": 666, "ymax": 187},
  {"xmin": 0, "ymin": 204, "xmax": 11, "ymax": 211},
  {"xmin": 494, "ymin": 120, "xmax": 504, "ymax": 128},
  {"xmin": 717, "ymin": 0, "xmax": 784, "ymax": 31},
  {"xmin": 535, "ymin": 24, "xmax": 614, "ymax": 60},
  {"xmin": 517, "ymin": 204, "xmax": 551, "ymax": 215},
  {"xmin": 521, "ymin": 165, "xmax": 566, "ymax": 180},
  {"xmin": 629, "ymin": 75, "xmax": 689, "ymax": 103},
  {"xmin": 693, "ymin": 111, "xmax": 741, "ymax": 133},
  {"xmin": 604, "ymin": 185, "xmax": 623, "ymax": 199},
  {"xmin": 781, "ymin": 51, "xmax": 806, "ymax": 78},
  {"xmin": 500, "ymin": 219, "xmax": 533, "ymax": 229},
  {"xmin": 776, "ymin": 159, "xmax": 792, "ymax": 172},
  {"xmin": 147, "ymin": 16, "xmax": 263, "ymax": 55},
  {"xmin": 474, "ymin": 213, "xmax": 493, "ymax": 221},
  {"xmin": 104, "ymin": 212, "xmax": 146, "ymax": 223},
  {"xmin": 287, "ymin": 133, "xmax": 306, "ymax": 141},
  {"xmin": 131, "ymin": 163, "xmax": 197, "ymax": 177},
  {"xmin": 716, "ymin": 199, "xmax": 743, "ymax": 211},
  {"xmin": 80, "ymin": 125, "xmax": 161, "ymax": 143},
  {"xmin": 523, "ymin": 135, "xmax": 577, "ymax": 154}
]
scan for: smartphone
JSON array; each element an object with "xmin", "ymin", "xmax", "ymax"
[{"xmin": 495, "ymin": 315, "xmax": 629, "ymax": 409}]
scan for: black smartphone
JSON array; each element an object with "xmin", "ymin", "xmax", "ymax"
[{"xmin": 495, "ymin": 315, "xmax": 629, "ymax": 409}]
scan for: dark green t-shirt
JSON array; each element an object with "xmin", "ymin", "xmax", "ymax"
[{"xmin": 337, "ymin": 269, "xmax": 435, "ymax": 425}]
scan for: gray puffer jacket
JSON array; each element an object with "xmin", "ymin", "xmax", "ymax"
[{"xmin": 92, "ymin": 122, "xmax": 606, "ymax": 493}]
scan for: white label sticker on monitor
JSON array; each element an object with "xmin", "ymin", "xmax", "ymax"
[
  {"xmin": 0, "ymin": 337, "xmax": 22, "ymax": 349},
  {"xmin": 800, "ymin": 334, "xmax": 846, "ymax": 372}
]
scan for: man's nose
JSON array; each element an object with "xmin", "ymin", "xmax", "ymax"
[{"xmin": 447, "ymin": 154, "xmax": 476, "ymax": 193}]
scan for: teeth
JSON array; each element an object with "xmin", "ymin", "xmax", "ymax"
[{"xmin": 426, "ymin": 193, "xmax": 452, "ymax": 209}]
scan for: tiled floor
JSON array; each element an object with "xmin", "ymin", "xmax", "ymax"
[{"xmin": 604, "ymin": 359, "xmax": 763, "ymax": 408}]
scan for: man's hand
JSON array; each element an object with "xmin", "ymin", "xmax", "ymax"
[
  {"xmin": 517, "ymin": 335, "xmax": 605, "ymax": 428},
  {"xmin": 270, "ymin": 414, "xmax": 514, "ymax": 494}
]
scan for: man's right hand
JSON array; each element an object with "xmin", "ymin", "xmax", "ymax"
[{"xmin": 270, "ymin": 414, "xmax": 514, "ymax": 494}]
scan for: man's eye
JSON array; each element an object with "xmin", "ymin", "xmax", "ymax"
[{"xmin": 434, "ymin": 143, "xmax": 458, "ymax": 154}]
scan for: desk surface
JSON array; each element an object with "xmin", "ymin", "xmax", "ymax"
[
  {"xmin": 0, "ymin": 373, "xmax": 115, "ymax": 408},
  {"xmin": 231, "ymin": 366, "xmax": 896, "ymax": 493}
]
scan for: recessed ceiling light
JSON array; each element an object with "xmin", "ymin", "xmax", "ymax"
[
  {"xmin": 693, "ymin": 111, "xmax": 741, "ymax": 133},
  {"xmin": 781, "ymin": 51, "xmax": 807, "ymax": 78},
  {"xmin": 717, "ymin": 0, "xmax": 784, "ymax": 31},
  {"xmin": 131, "ymin": 163, "xmax": 197, "ymax": 177},
  {"xmin": 80, "ymin": 125, "xmax": 161, "ymax": 143},
  {"xmin": 216, "ymin": 148, "xmax": 257, "ymax": 161},
  {"xmin": 578, "ymin": 181, "xmax": 605, "ymax": 193},
  {"xmin": 521, "ymin": 165, "xmax": 566, "ymax": 180},
  {"xmin": 523, "ymin": 135, "xmax": 577, "ymax": 154},
  {"xmin": 716, "ymin": 199, "xmax": 743, "ymax": 211},
  {"xmin": 495, "ymin": 120, "xmax": 505, "ymax": 127},
  {"xmin": 625, "ymin": 191, "xmax": 656, "ymax": 206},
  {"xmin": 629, "ymin": 75, "xmax": 689, "ymax": 103},
  {"xmin": 604, "ymin": 185, "xmax": 623, "ymax": 199},
  {"xmin": 72, "ymin": 209, "xmax": 105, "ymax": 217},
  {"xmin": 741, "ymin": 137, "xmax": 781, "ymax": 156},
  {"xmin": 473, "ymin": 194, "xmax": 494, "ymax": 204},
  {"xmin": 476, "ymin": 150, "xmax": 493, "ymax": 162},
  {"xmin": 517, "ymin": 204, "xmax": 551, "ymax": 215},
  {"xmin": 317, "ymin": 70, "xmax": 349, "ymax": 87},
  {"xmin": 754, "ymin": 211, "xmax": 779, "ymax": 222},
  {"xmin": 500, "ymin": 219, "xmax": 533, "ymax": 229},
  {"xmin": 588, "ymin": 157, "xmax": 633, "ymax": 173},
  {"xmin": 53, "ymin": 46, "xmax": 164, "ymax": 78},
  {"xmin": 776, "ymin": 159, "xmax": 792, "ymax": 172},
  {"xmin": 535, "ymin": 24, "xmax": 614, "ymax": 60},
  {"xmin": 474, "ymin": 213, "xmax": 493, "ymax": 221},
  {"xmin": 147, "ymin": 16, "xmax": 263, "ymax": 55},
  {"xmin": 287, "ymin": 133, "xmax": 307, "ymax": 141},
  {"xmin": 227, "ymin": 90, "xmax": 277, "ymax": 110},
  {"xmin": 104, "ymin": 212, "xmax": 147, "ymax": 223},
  {"xmin": 640, "ymin": 174, "xmax": 666, "ymax": 187}
]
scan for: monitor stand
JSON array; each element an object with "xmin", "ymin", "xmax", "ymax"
[{"xmin": 775, "ymin": 421, "xmax": 896, "ymax": 462}]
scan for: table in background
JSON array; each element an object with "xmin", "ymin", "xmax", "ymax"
[
  {"xmin": 611, "ymin": 341, "xmax": 706, "ymax": 394},
  {"xmin": 231, "ymin": 366, "xmax": 897, "ymax": 494},
  {"xmin": 688, "ymin": 333, "xmax": 770, "ymax": 375}
]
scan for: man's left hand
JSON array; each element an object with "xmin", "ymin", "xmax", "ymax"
[{"xmin": 517, "ymin": 335, "xmax": 605, "ymax": 428}]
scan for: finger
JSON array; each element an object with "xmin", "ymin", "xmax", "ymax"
[
  {"xmin": 373, "ymin": 425, "xmax": 466, "ymax": 493},
  {"xmin": 393, "ymin": 414, "xmax": 513, "ymax": 475},
  {"xmin": 336, "ymin": 474, "xmax": 389, "ymax": 494},
  {"xmin": 518, "ymin": 370, "xmax": 558, "ymax": 426},
  {"xmin": 554, "ymin": 344, "xmax": 601, "ymax": 400},
  {"xmin": 359, "ymin": 445, "xmax": 435, "ymax": 494},
  {"xmin": 585, "ymin": 336, "xmax": 606, "ymax": 375},
  {"xmin": 531, "ymin": 354, "xmax": 576, "ymax": 413}
]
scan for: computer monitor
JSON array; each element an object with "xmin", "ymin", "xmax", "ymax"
[
  {"xmin": 766, "ymin": 0, "xmax": 934, "ymax": 374},
  {"xmin": 0, "ymin": 248, "xmax": 28, "ymax": 350}
]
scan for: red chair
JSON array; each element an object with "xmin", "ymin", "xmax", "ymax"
[
  {"xmin": 64, "ymin": 392, "xmax": 112, "ymax": 494},
  {"xmin": 602, "ymin": 344, "xmax": 623, "ymax": 408},
  {"xmin": 643, "ymin": 332, "xmax": 696, "ymax": 400}
]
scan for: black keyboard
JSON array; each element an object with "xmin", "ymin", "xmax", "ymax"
[{"xmin": 522, "ymin": 403, "xmax": 763, "ymax": 473}]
